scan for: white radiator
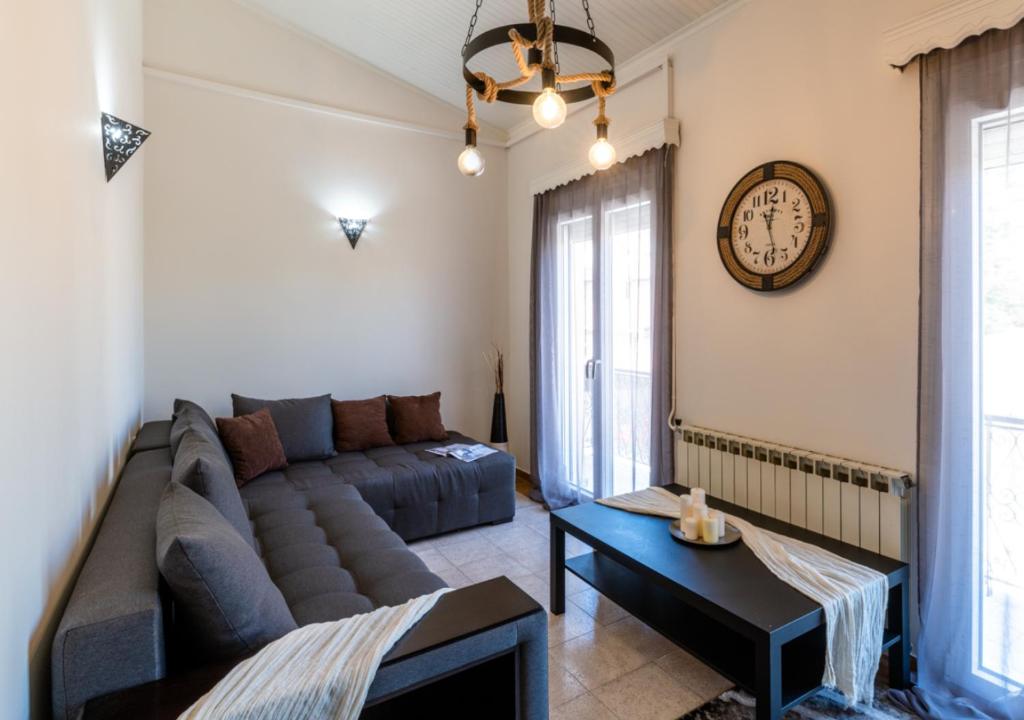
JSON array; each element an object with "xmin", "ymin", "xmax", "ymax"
[{"xmin": 676, "ymin": 425, "xmax": 913, "ymax": 561}]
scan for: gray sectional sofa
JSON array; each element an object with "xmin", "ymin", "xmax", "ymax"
[{"xmin": 52, "ymin": 407, "xmax": 546, "ymax": 719}]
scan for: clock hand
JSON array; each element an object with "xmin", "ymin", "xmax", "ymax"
[{"xmin": 761, "ymin": 207, "xmax": 778, "ymax": 250}]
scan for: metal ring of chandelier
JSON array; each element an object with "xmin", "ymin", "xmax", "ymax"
[{"xmin": 461, "ymin": 23, "xmax": 615, "ymax": 106}]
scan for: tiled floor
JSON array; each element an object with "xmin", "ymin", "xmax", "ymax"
[{"xmin": 408, "ymin": 491, "xmax": 731, "ymax": 720}]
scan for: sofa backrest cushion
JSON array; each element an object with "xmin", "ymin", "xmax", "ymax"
[
  {"xmin": 215, "ymin": 408, "xmax": 288, "ymax": 485},
  {"xmin": 156, "ymin": 483, "xmax": 297, "ymax": 660},
  {"xmin": 171, "ymin": 426, "xmax": 257, "ymax": 549},
  {"xmin": 388, "ymin": 392, "xmax": 449, "ymax": 444},
  {"xmin": 169, "ymin": 399, "xmax": 217, "ymax": 456},
  {"xmin": 231, "ymin": 393, "xmax": 334, "ymax": 462},
  {"xmin": 331, "ymin": 396, "xmax": 396, "ymax": 452}
]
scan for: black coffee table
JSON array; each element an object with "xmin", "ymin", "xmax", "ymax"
[{"xmin": 549, "ymin": 484, "xmax": 910, "ymax": 720}]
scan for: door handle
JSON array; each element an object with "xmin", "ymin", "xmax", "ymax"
[{"xmin": 584, "ymin": 359, "xmax": 595, "ymax": 380}]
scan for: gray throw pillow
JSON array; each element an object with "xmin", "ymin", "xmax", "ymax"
[
  {"xmin": 156, "ymin": 483, "xmax": 297, "ymax": 660},
  {"xmin": 170, "ymin": 399, "xmax": 217, "ymax": 457},
  {"xmin": 231, "ymin": 393, "xmax": 334, "ymax": 462},
  {"xmin": 171, "ymin": 427, "xmax": 256, "ymax": 549}
]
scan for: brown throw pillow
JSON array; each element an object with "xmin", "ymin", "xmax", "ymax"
[
  {"xmin": 215, "ymin": 408, "xmax": 288, "ymax": 486},
  {"xmin": 331, "ymin": 396, "xmax": 395, "ymax": 452},
  {"xmin": 388, "ymin": 391, "xmax": 448, "ymax": 444}
]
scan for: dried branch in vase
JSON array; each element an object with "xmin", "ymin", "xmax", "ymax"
[{"xmin": 483, "ymin": 344, "xmax": 504, "ymax": 394}]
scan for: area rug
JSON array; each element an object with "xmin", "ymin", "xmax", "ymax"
[{"xmin": 679, "ymin": 688, "xmax": 918, "ymax": 720}]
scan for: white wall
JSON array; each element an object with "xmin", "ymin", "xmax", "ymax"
[
  {"xmin": 0, "ymin": 1, "xmax": 145, "ymax": 718},
  {"xmin": 142, "ymin": 0, "xmax": 508, "ymax": 436},
  {"xmin": 506, "ymin": 0, "xmax": 923, "ymax": 474}
]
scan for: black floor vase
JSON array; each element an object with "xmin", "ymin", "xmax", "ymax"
[{"xmin": 490, "ymin": 392, "xmax": 508, "ymax": 444}]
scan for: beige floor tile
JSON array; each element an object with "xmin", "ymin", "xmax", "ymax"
[
  {"xmin": 458, "ymin": 552, "xmax": 535, "ymax": 583},
  {"xmin": 411, "ymin": 548, "xmax": 456, "ymax": 574},
  {"xmin": 484, "ymin": 523, "xmax": 546, "ymax": 549},
  {"xmin": 598, "ymin": 616, "xmax": 678, "ymax": 664},
  {"xmin": 436, "ymin": 536, "xmax": 501, "ymax": 566},
  {"xmin": 564, "ymin": 571, "xmax": 590, "ymax": 595},
  {"xmin": 551, "ymin": 692, "xmax": 618, "ymax": 720},
  {"xmin": 592, "ymin": 663, "xmax": 703, "ymax": 720},
  {"xmin": 547, "ymin": 603, "xmax": 599, "ymax": 648},
  {"xmin": 430, "ymin": 527, "xmax": 484, "ymax": 549},
  {"xmin": 548, "ymin": 629, "xmax": 649, "ymax": 689},
  {"xmin": 517, "ymin": 553, "xmax": 553, "ymax": 576},
  {"xmin": 655, "ymin": 647, "xmax": 733, "ymax": 703},
  {"xmin": 515, "ymin": 493, "xmax": 536, "ymax": 508},
  {"xmin": 511, "ymin": 573, "xmax": 551, "ymax": 610},
  {"xmin": 515, "ymin": 504, "xmax": 550, "ymax": 525},
  {"xmin": 434, "ymin": 566, "xmax": 474, "ymax": 589},
  {"xmin": 530, "ymin": 520, "xmax": 552, "ymax": 538},
  {"xmin": 565, "ymin": 535, "xmax": 592, "ymax": 558},
  {"xmin": 568, "ymin": 587, "xmax": 629, "ymax": 626},
  {"xmin": 548, "ymin": 652, "xmax": 589, "ymax": 707}
]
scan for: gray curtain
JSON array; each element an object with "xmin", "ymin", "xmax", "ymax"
[
  {"xmin": 530, "ymin": 145, "xmax": 675, "ymax": 509},
  {"xmin": 909, "ymin": 21, "xmax": 1024, "ymax": 720}
]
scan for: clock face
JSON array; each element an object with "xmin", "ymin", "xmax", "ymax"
[
  {"xmin": 717, "ymin": 161, "xmax": 832, "ymax": 292},
  {"xmin": 731, "ymin": 179, "xmax": 812, "ymax": 275}
]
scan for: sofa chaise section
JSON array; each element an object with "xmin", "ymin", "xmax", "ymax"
[{"xmin": 53, "ymin": 420, "xmax": 542, "ymax": 719}]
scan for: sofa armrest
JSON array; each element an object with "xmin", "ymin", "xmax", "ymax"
[
  {"xmin": 81, "ymin": 577, "xmax": 547, "ymax": 720},
  {"xmin": 130, "ymin": 420, "xmax": 172, "ymax": 456}
]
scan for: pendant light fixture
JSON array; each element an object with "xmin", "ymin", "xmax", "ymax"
[
  {"xmin": 458, "ymin": 0, "xmax": 617, "ymax": 174},
  {"xmin": 457, "ymin": 126, "xmax": 486, "ymax": 176}
]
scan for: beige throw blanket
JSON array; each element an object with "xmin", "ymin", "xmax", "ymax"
[
  {"xmin": 597, "ymin": 487, "xmax": 887, "ymax": 707},
  {"xmin": 178, "ymin": 588, "xmax": 452, "ymax": 720}
]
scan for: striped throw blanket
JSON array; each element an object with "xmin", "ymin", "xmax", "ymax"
[
  {"xmin": 178, "ymin": 588, "xmax": 452, "ymax": 720},
  {"xmin": 597, "ymin": 487, "xmax": 887, "ymax": 707}
]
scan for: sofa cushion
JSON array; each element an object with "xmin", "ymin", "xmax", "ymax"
[
  {"xmin": 240, "ymin": 479, "xmax": 447, "ymax": 625},
  {"xmin": 332, "ymin": 396, "xmax": 395, "ymax": 452},
  {"xmin": 171, "ymin": 427, "xmax": 256, "ymax": 548},
  {"xmin": 232, "ymin": 393, "xmax": 334, "ymax": 462},
  {"xmin": 388, "ymin": 392, "xmax": 448, "ymax": 444},
  {"xmin": 156, "ymin": 483, "xmax": 296, "ymax": 660},
  {"xmin": 216, "ymin": 408, "xmax": 288, "ymax": 485},
  {"xmin": 169, "ymin": 399, "xmax": 217, "ymax": 457}
]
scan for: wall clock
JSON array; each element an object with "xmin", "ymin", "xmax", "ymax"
[{"xmin": 717, "ymin": 161, "xmax": 832, "ymax": 292}]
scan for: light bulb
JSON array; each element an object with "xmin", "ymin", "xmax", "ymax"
[
  {"xmin": 532, "ymin": 88, "xmax": 567, "ymax": 129},
  {"xmin": 457, "ymin": 145, "xmax": 485, "ymax": 177},
  {"xmin": 589, "ymin": 137, "xmax": 617, "ymax": 170}
]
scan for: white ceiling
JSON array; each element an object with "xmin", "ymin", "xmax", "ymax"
[{"xmin": 239, "ymin": 0, "xmax": 733, "ymax": 131}]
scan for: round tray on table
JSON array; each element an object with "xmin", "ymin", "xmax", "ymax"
[{"xmin": 668, "ymin": 520, "xmax": 742, "ymax": 548}]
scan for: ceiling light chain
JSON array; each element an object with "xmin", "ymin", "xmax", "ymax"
[
  {"xmin": 549, "ymin": 0, "xmax": 561, "ymax": 88},
  {"xmin": 581, "ymin": 0, "xmax": 597, "ymax": 38},
  {"xmin": 462, "ymin": 0, "xmax": 484, "ymax": 56},
  {"xmin": 457, "ymin": 0, "xmax": 618, "ymax": 175}
]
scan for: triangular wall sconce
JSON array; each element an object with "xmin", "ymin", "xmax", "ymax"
[
  {"xmin": 338, "ymin": 218, "xmax": 368, "ymax": 249},
  {"xmin": 101, "ymin": 113, "xmax": 151, "ymax": 182}
]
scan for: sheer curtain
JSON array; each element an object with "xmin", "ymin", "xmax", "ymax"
[
  {"xmin": 914, "ymin": 22, "xmax": 1024, "ymax": 719},
  {"xmin": 530, "ymin": 146, "xmax": 674, "ymax": 510}
]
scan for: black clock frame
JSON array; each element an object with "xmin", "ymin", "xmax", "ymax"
[{"xmin": 716, "ymin": 160, "xmax": 833, "ymax": 292}]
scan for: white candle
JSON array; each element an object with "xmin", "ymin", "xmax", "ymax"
[
  {"xmin": 683, "ymin": 516, "xmax": 700, "ymax": 541},
  {"xmin": 709, "ymin": 510, "xmax": 725, "ymax": 535},
  {"xmin": 678, "ymin": 493, "xmax": 692, "ymax": 519},
  {"xmin": 691, "ymin": 488, "xmax": 706, "ymax": 506},
  {"xmin": 701, "ymin": 516, "xmax": 721, "ymax": 544}
]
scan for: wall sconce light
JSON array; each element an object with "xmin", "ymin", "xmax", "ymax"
[
  {"xmin": 338, "ymin": 218, "xmax": 368, "ymax": 248},
  {"xmin": 101, "ymin": 112, "xmax": 151, "ymax": 182}
]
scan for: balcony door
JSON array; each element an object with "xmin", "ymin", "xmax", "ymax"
[{"xmin": 556, "ymin": 198, "xmax": 653, "ymax": 500}]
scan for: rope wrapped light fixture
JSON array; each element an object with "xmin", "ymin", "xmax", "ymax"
[{"xmin": 457, "ymin": 0, "xmax": 617, "ymax": 176}]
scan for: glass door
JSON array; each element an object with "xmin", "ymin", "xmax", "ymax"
[
  {"xmin": 975, "ymin": 108, "xmax": 1024, "ymax": 693},
  {"xmin": 556, "ymin": 196, "xmax": 654, "ymax": 500}
]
